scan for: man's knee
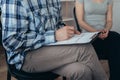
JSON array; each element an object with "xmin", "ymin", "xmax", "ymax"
[{"xmin": 68, "ymin": 64, "xmax": 92, "ymax": 80}]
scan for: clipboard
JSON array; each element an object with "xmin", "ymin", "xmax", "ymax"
[{"xmin": 46, "ymin": 32, "xmax": 99, "ymax": 46}]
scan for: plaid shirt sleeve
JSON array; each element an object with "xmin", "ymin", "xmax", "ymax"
[{"xmin": 1, "ymin": 0, "xmax": 56, "ymax": 52}]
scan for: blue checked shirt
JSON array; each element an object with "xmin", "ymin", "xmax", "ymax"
[{"xmin": 1, "ymin": 0, "xmax": 64, "ymax": 70}]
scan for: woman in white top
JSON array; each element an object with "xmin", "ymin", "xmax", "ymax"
[{"xmin": 75, "ymin": 0, "xmax": 120, "ymax": 80}]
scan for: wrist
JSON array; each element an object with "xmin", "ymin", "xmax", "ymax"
[{"xmin": 104, "ymin": 28, "xmax": 110, "ymax": 31}]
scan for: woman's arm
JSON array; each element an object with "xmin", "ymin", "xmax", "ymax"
[
  {"xmin": 105, "ymin": 3, "xmax": 113, "ymax": 31},
  {"xmin": 75, "ymin": 0, "xmax": 97, "ymax": 32},
  {"xmin": 99, "ymin": 3, "xmax": 113, "ymax": 39}
]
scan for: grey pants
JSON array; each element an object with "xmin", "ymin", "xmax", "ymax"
[{"xmin": 22, "ymin": 44, "xmax": 108, "ymax": 80}]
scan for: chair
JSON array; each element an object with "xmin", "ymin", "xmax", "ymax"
[
  {"xmin": 73, "ymin": 7, "xmax": 82, "ymax": 32},
  {"xmin": 0, "ymin": 9, "xmax": 2, "ymax": 46}
]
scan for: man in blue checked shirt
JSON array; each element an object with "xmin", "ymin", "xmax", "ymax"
[{"xmin": 1, "ymin": 0, "xmax": 108, "ymax": 80}]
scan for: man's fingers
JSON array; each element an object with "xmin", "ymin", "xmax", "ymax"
[{"xmin": 75, "ymin": 30, "xmax": 81, "ymax": 34}]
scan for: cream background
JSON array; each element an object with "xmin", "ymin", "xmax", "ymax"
[{"xmin": 112, "ymin": 0, "xmax": 120, "ymax": 33}]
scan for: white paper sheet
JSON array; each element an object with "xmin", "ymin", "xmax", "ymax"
[{"xmin": 47, "ymin": 32, "xmax": 99, "ymax": 46}]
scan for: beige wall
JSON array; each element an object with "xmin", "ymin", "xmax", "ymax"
[{"xmin": 112, "ymin": 0, "xmax": 120, "ymax": 33}]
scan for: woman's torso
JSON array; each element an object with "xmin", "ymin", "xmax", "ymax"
[{"xmin": 83, "ymin": 0, "xmax": 110, "ymax": 31}]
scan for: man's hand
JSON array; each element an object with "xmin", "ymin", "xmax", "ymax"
[
  {"xmin": 55, "ymin": 26, "xmax": 80, "ymax": 41},
  {"xmin": 74, "ymin": 29, "xmax": 81, "ymax": 35}
]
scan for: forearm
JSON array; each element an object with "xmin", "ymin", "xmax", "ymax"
[
  {"xmin": 2, "ymin": 30, "xmax": 56, "ymax": 51},
  {"xmin": 105, "ymin": 21, "xmax": 112, "ymax": 31},
  {"xmin": 105, "ymin": 3, "xmax": 113, "ymax": 31},
  {"xmin": 78, "ymin": 21, "xmax": 97, "ymax": 32}
]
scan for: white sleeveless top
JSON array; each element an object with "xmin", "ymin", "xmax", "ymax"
[{"xmin": 78, "ymin": 0, "xmax": 113, "ymax": 32}]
